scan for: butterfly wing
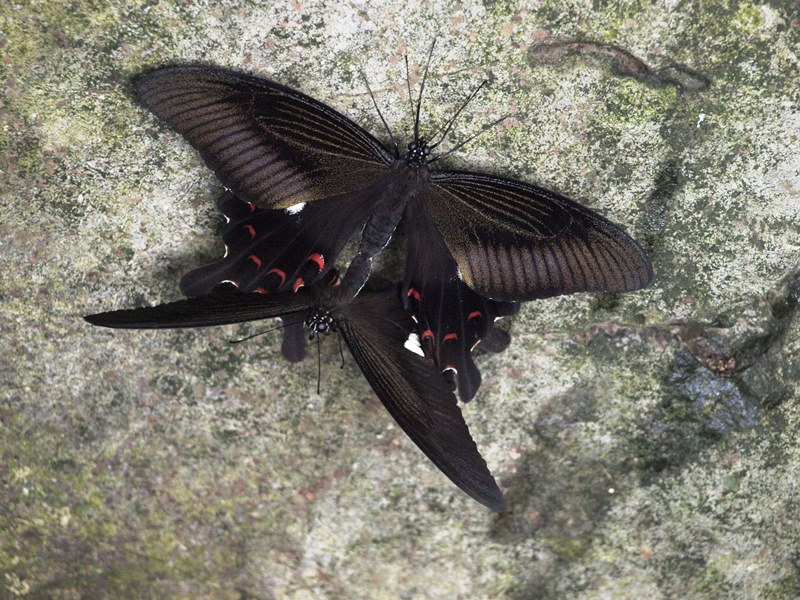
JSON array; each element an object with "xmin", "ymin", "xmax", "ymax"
[
  {"xmin": 180, "ymin": 191, "xmax": 379, "ymax": 297},
  {"xmin": 403, "ymin": 203, "xmax": 519, "ymax": 402},
  {"xmin": 339, "ymin": 288, "xmax": 505, "ymax": 511},
  {"xmin": 84, "ymin": 286, "xmax": 315, "ymax": 329},
  {"xmin": 136, "ymin": 66, "xmax": 394, "ymax": 209},
  {"xmin": 404, "ymin": 277, "xmax": 518, "ymax": 403},
  {"xmin": 425, "ymin": 171, "xmax": 653, "ymax": 302}
]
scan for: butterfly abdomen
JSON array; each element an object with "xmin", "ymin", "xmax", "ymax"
[
  {"xmin": 361, "ymin": 166, "xmax": 424, "ymax": 255},
  {"xmin": 342, "ymin": 166, "xmax": 425, "ymax": 296}
]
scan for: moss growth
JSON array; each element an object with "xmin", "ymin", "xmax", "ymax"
[{"xmin": 543, "ymin": 535, "xmax": 589, "ymax": 560}]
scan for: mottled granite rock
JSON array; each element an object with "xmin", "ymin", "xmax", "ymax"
[{"xmin": 2, "ymin": 1, "xmax": 799, "ymax": 598}]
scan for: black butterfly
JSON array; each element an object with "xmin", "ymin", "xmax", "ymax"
[
  {"xmin": 135, "ymin": 61, "xmax": 652, "ymax": 398},
  {"xmin": 84, "ymin": 281, "xmax": 506, "ymax": 511}
]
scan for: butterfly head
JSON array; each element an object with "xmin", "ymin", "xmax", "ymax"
[
  {"xmin": 305, "ymin": 310, "xmax": 338, "ymax": 339},
  {"xmin": 405, "ymin": 139, "xmax": 431, "ymax": 168}
]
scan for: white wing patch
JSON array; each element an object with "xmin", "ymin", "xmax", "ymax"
[
  {"xmin": 285, "ymin": 202, "xmax": 306, "ymax": 215},
  {"xmin": 404, "ymin": 332, "xmax": 424, "ymax": 357}
]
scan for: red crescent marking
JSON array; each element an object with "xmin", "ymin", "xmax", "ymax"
[
  {"xmin": 421, "ymin": 329, "xmax": 434, "ymax": 341},
  {"xmin": 307, "ymin": 253, "xmax": 325, "ymax": 270},
  {"xmin": 407, "ymin": 288, "xmax": 421, "ymax": 301},
  {"xmin": 248, "ymin": 203, "xmax": 257, "ymax": 212},
  {"xmin": 244, "ymin": 224, "xmax": 256, "ymax": 238},
  {"xmin": 443, "ymin": 333, "xmax": 459, "ymax": 342},
  {"xmin": 292, "ymin": 277, "xmax": 305, "ymax": 292},
  {"xmin": 266, "ymin": 268, "xmax": 286, "ymax": 287},
  {"xmin": 248, "ymin": 254, "xmax": 262, "ymax": 268},
  {"xmin": 255, "ymin": 287, "xmax": 267, "ymax": 294},
  {"xmin": 467, "ymin": 310, "xmax": 482, "ymax": 321}
]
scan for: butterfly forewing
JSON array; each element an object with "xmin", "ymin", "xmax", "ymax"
[
  {"xmin": 136, "ymin": 67, "xmax": 394, "ymax": 209},
  {"xmin": 84, "ymin": 287, "xmax": 315, "ymax": 329},
  {"xmin": 340, "ymin": 289, "xmax": 505, "ymax": 511},
  {"xmin": 426, "ymin": 171, "xmax": 653, "ymax": 302}
]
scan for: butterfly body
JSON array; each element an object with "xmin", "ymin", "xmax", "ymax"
[
  {"xmin": 343, "ymin": 161, "xmax": 431, "ymax": 295},
  {"xmin": 137, "ymin": 66, "xmax": 649, "ymax": 297}
]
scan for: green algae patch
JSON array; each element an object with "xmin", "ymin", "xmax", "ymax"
[
  {"xmin": 543, "ymin": 535, "xmax": 589, "ymax": 561},
  {"xmin": 1, "ymin": 409, "xmax": 159, "ymax": 597}
]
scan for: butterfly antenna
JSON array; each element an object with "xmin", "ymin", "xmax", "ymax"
[
  {"xmin": 338, "ymin": 334, "xmax": 345, "ymax": 368},
  {"xmin": 414, "ymin": 39, "xmax": 437, "ymax": 141},
  {"xmin": 228, "ymin": 318, "xmax": 305, "ymax": 344},
  {"xmin": 316, "ymin": 334, "xmax": 322, "ymax": 395},
  {"xmin": 428, "ymin": 115, "xmax": 510, "ymax": 163},
  {"xmin": 361, "ymin": 70, "xmax": 398, "ymax": 157},
  {"xmin": 404, "ymin": 54, "xmax": 416, "ymax": 128},
  {"xmin": 429, "ymin": 80, "xmax": 488, "ymax": 149}
]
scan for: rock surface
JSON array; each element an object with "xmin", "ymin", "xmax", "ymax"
[{"xmin": 2, "ymin": 1, "xmax": 799, "ymax": 598}]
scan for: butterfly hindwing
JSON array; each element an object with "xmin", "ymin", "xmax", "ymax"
[
  {"xmin": 136, "ymin": 66, "xmax": 394, "ymax": 210},
  {"xmin": 403, "ymin": 202, "xmax": 519, "ymax": 402},
  {"xmin": 339, "ymin": 288, "xmax": 505, "ymax": 511},
  {"xmin": 426, "ymin": 171, "xmax": 653, "ymax": 302},
  {"xmin": 181, "ymin": 191, "xmax": 380, "ymax": 297},
  {"xmin": 404, "ymin": 277, "xmax": 518, "ymax": 403}
]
